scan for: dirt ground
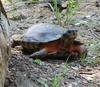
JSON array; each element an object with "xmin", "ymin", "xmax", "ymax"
[{"xmin": 3, "ymin": 0, "xmax": 100, "ymax": 87}]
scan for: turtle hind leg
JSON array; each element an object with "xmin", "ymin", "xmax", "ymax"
[{"xmin": 29, "ymin": 49, "xmax": 48, "ymax": 59}]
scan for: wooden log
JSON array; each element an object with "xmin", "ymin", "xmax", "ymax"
[{"xmin": 0, "ymin": 1, "xmax": 11, "ymax": 87}]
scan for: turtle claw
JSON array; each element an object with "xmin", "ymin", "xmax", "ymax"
[{"xmin": 30, "ymin": 49, "xmax": 47, "ymax": 58}]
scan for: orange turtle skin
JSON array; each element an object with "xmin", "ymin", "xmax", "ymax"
[
  {"xmin": 39, "ymin": 40, "xmax": 87, "ymax": 57},
  {"xmin": 40, "ymin": 40, "xmax": 61, "ymax": 53}
]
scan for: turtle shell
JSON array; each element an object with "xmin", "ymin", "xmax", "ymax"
[{"xmin": 22, "ymin": 23, "xmax": 67, "ymax": 43}]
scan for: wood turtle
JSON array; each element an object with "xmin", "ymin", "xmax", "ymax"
[{"xmin": 11, "ymin": 23, "xmax": 87, "ymax": 59}]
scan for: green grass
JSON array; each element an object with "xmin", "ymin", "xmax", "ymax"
[
  {"xmin": 37, "ymin": 78, "xmax": 49, "ymax": 87},
  {"xmin": 33, "ymin": 59, "xmax": 43, "ymax": 65},
  {"xmin": 52, "ymin": 63, "xmax": 69, "ymax": 87},
  {"xmin": 52, "ymin": 55, "xmax": 70, "ymax": 87},
  {"xmin": 51, "ymin": 0, "xmax": 79, "ymax": 26}
]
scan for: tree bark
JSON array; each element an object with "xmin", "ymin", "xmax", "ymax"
[{"xmin": 0, "ymin": 1, "xmax": 11, "ymax": 87}]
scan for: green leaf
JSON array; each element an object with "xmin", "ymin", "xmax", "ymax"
[
  {"xmin": 37, "ymin": 79, "xmax": 49, "ymax": 87},
  {"xmin": 33, "ymin": 59, "xmax": 43, "ymax": 65}
]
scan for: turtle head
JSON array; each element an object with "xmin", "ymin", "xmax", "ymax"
[
  {"xmin": 11, "ymin": 34, "xmax": 23, "ymax": 48},
  {"xmin": 61, "ymin": 29, "xmax": 78, "ymax": 49},
  {"xmin": 63, "ymin": 29, "xmax": 77, "ymax": 39}
]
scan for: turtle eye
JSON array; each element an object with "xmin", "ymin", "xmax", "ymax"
[
  {"xmin": 67, "ymin": 30, "xmax": 77, "ymax": 34},
  {"xmin": 63, "ymin": 30, "xmax": 73, "ymax": 37},
  {"xmin": 67, "ymin": 30, "xmax": 72, "ymax": 33}
]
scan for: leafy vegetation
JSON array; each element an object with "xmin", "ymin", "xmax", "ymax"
[
  {"xmin": 52, "ymin": 63, "xmax": 69, "ymax": 87},
  {"xmin": 33, "ymin": 59, "xmax": 43, "ymax": 65},
  {"xmin": 51, "ymin": 0, "xmax": 79, "ymax": 26},
  {"xmin": 37, "ymin": 78, "xmax": 49, "ymax": 87},
  {"xmin": 52, "ymin": 55, "xmax": 70, "ymax": 87}
]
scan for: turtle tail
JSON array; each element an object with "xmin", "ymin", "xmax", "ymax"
[
  {"xmin": 11, "ymin": 34, "xmax": 23, "ymax": 48},
  {"xmin": 11, "ymin": 40, "xmax": 22, "ymax": 48}
]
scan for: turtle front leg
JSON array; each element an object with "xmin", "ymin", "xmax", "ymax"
[
  {"xmin": 69, "ymin": 44, "xmax": 87, "ymax": 58},
  {"xmin": 30, "ymin": 48, "xmax": 48, "ymax": 58}
]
